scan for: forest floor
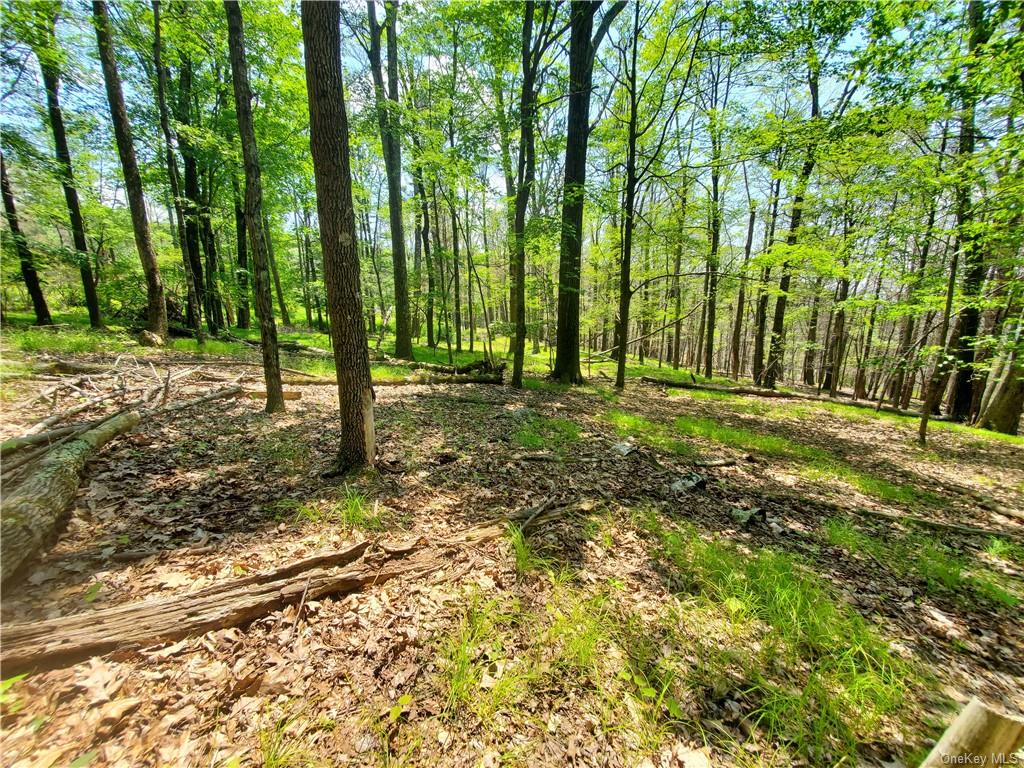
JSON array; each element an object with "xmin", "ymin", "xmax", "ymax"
[{"xmin": 1, "ymin": 325, "xmax": 1023, "ymax": 768}]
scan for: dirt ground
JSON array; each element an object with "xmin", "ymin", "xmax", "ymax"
[{"xmin": 1, "ymin": 353, "xmax": 1022, "ymax": 767}]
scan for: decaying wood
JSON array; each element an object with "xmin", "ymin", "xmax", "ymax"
[
  {"xmin": 920, "ymin": 697, "xmax": 1024, "ymax": 768},
  {"xmin": 1, "ymin": 422, "xmax": 93, "ymax": 457},
  {"xmin": 1, "ymin": 410, "xmax": 141, "ymax": 584},
  {"xmin": 243, "ymin": 390, "xmax": 302, "ymax": 401},
  {"xmin": 374, "ymin": 372, "xmax": 505, "ymax": 387},
  {"xmin": 0, "ymin": 502, "xmax": 571, "ymax": 674}
]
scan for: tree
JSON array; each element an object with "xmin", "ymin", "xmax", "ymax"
[
  {"xmin": 92, "ymin": 0, "xmax": 167, "ymax": 338},
  {"xmin": 1, "ymin": 152, "xmax": 53, "ymax": 325},
  {"xmin": 302, "ymin": 0, "xmax": 376, "ymax": 471},
  {"xmin": 224, "ymin": 0, "xmax": 284, "ymax": 412},
  {"xmin": 31, "ymin": 2, "xmax": 101, "ymax": 328},
  {"xmin": 366, "ymin": 0, "xmax": 413, "ymax": 359},
  {"xmin": 552, "ymin": 0, "xmax": 625, "ymax": 385}
]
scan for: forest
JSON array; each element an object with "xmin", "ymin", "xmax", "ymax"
[{"xmin": 0, "ymin": 0, "xmax": 1022, "ymax": 766}]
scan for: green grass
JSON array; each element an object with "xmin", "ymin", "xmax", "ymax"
[
  {"xmin": 511, "ymin": 414, "xmax": 580, "ymax": 453},
  {"xmin": 292, "ymin": 486, "xmax": 386, "ymax": 532},
  {"xmin": 642, "ymin": 510, "xmax": 911, "ymax": 763},
  {"xmin": 437, "ymin": 591, "xmax": 533, "ymax": 720},
  {"xmin": 604, "ymin": 409, "xmax": 697, "ymax": 458},
  {"xmin": 823, "ymin": 519, "xmax": 1020, "ymax": 607}
]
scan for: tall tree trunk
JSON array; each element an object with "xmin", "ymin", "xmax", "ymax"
[
  {"xmin": 264, "ymin": 214, "xmax": 290, "ymax": 327},
  {"xmin": 950, "ymin": 0, "xmax": 993, "ymax": 422},
  {"xmin": 614, "ymin": 3, "xmax": 640, "ymax": 389},
  {"xmin": 302, "ymin": 0, "xmax": 375, "ymax": 470},
  {"xmin": 703, "ymin": 171, "xmax": 721, "ymax": 379},
  {"xmin": 93, "ymin": 0, "xmax": 167, "ymax": 337},
  {"xmin": 176, "ymin": 57, "xmax": 207, "ymax": 331},
  {"xmin": 762, "ymin": 153, "xmax": 814, "ymax": 389},
  {"xmin": 152, "ymin": 0, "xmax": 200, "ymax": 332},
  {"xmin": 802, "ymin": 275, "xmax": 823, "ymax": 386},
  {"xmin": 1, "ymin": 153, "xmax": 53, "ymax": 325},
  {"xmin": 553, "ymin": 0, "xmax": 624, "ymax": 384},
  {"xmin": 224, "ymin": 0, "xmax": 284, "ymax": 412},
  {"xmin": 730, "ymin": 205, "xmax": 756, "ymax": 378},
  {"xmin": 367, "ymin": 0, "xmax": 412, "ymax": 359},
  {"xmin": 511, "ymin": 2, "xmax": 542, "ymax": 388},
  {"xmin": 752, "ymin": 177, "xmax": 781, "ymax": 384},
  {"xmin": 232, "ymin": 174, "xmax": 251, "ymax": 329},
  {"xmin": 34, "ymin": 17, "xmax": 101, "ymax": 328}
]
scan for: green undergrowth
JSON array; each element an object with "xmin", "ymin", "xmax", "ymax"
[
  {"xmin": 823, "ymin": 519, "xmax": 1020, "ymax": 607},
  {"xmin": 605, "ymin": 405, "xmax": 937, "ymax": 508},
  {"xmin": 511, "ymin": 414, "xmax": 581, "ymax": 454},
  {"xmin": 273, "ymin": 486, "xmax": 390, "ymax": 532},
  {"xmin": 431, "ymin": 508, "xmax": 916, "ymax": 766},
  {"xmin": 640, "ymin": 509, "xmax": 914, "ymax": 764},
  {"xmin": 604, "ymin": 409, "xmax": 698, "ymax": 458}
]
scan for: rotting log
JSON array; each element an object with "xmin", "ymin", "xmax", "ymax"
[
  {"xmin": 243, "ymin": 390, "xmax": 302, "ymax": 401},
  {"xmin": 0, "ymin": 541, "xmax": 402, "ymax": 674},
  {"xmin": 0, "ymin": 410, "xmax": 141, "ymax": 584},
  {"xmin": 374, "ymin": 373, "xmax": 505, "ymax": 387},
  {"xmin": 0, "ymin": 501, "xmax": 571, "ymax": 674},
  {"xmin": 920, "ymin": 697, "xmax": 1024, "ymax": 767}
]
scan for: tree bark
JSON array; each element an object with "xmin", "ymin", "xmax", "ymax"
[
  {"xmin": 34, "ymin": 15, "xmax": 101, "ymax": 328},
  {"xmin": 232, "ymin": 174, "xmax": 251, "ymax": 328},
  {"xmin": 152, "ymin": 0, "xmax": 200, "ymax": 332},
  {"xmin": 224, "ymin": 0, "xmax": 284, "ymax": 412},
  {"xmin": 950, "ymin": 0, "xmax": 993, "ymax": 422},
  {"xmin": 1, "ymin": 152, "xmax": 52, "ymax": 325},
  {"xmin": 367, "ymin": 0, "xmax": 413, "ymax": 359},
  {"xmin": 302, "ymin": 0, "xmax": 376, "ymax": 471},
  {"xmin": 93, "ymin": 0, "xmax": 167, "ymax": 337},
  {"xmin": 1, "ymin": 410, "xmax": 140, "ymax": 584},
  {"xmin": 553, "ymin": 1, "xmax": 624, "ymax": 384},
  {"xmin": 731, "ymin": 205, "xmax": 756, "ymax": 379}
]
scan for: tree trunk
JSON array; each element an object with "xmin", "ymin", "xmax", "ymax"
[
  {"xmin": 264, "ymin": 214, "xmax": 290, "ymax": 327},
  {"xmin": 762, "ymin": 154, "xmax": 814, "ymax": 389},
  {"xmin": 93, "ymin": 0, "xmax": 167, "ymax": 337},
  {"xmin": 302, "ymin": 0, "xmax": 376, "ymax": 471},
  {"xmin": 949, "ymin": 0, "xmax": 993, "ymax": 422},
  {"xmin": 176, "ymin": 57, "xmax": 208, "ymax": 331},
  {"xmin": 152, "ymin": 0, "xmax": 200, "ymax": 332},
  {"xmin": 553, "ymin": 1, "xmax": 623, "ymax": 384},
  {"xmin": 232, "ymin": 174, "xmax": 251, "ymax": 329},
  {"xmin": 730, "ymin": 205, "xmax": 756, "ymax": 379},
  {"xmin": 802, "ymin": 275, "xmax": 823, "ymax": 386},
  {"xmin": 34, "ymin": 17, "xmax": 101, "ymax": 328},
  {"xmin": 367, "ymin": 0, "xmax": 412, "ymax": 359},
  {"xmin": 919, "ymin": 698, "xmax": 1024, "ymax": 768},
  {"xmin": 615, "ymin": 3, "xmax": 640, "ymax": 389},
  {"xmin": 1, "ymin": 153, "xmax": 52, "ymax": 325},
  {"xmin": 225, "ymin": 0, "xmax": 284, "ymax": 412},
  {"xmin": 1, "ymin": 410, "xmax": 140, "ymax": 584}
]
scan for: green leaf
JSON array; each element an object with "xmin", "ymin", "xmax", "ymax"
[
  {"xmin": 70, "ymin": 751, "xmax": 98, "ymax": 768},
  {"xmin": 83, "ymin": 582, "xmax": 103, "ymax": 603}
]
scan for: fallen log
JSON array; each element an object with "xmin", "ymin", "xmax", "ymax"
[
  {"xmin": 1, "ymin": 422, "xmax": 91, "ymax": 457},
  {"xmin": 0, "ymin": 502, "xmax": 571, "ymax": 674},
  {"xmin": 1, "ymin": 410, "xmax": 141, "ymax": 584},
  {"xmin": 374, "ymin": 372, "xmax": 505, "ymax": 387},
  {"xmin": 0, "ymin": 541, "xmax": 413, "ymax": 674},
  {"xmin": 920, "ymin": 697, "xmax": 1024, "ymax": 768},
  {"xmin": 242, "ymin": 389, "xmax": 302, "ymax": 401}
]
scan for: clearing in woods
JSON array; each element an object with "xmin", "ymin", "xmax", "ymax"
[{"xmin": 0, "ymin": 331, "xmax": 1021, "ymax": 767}]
